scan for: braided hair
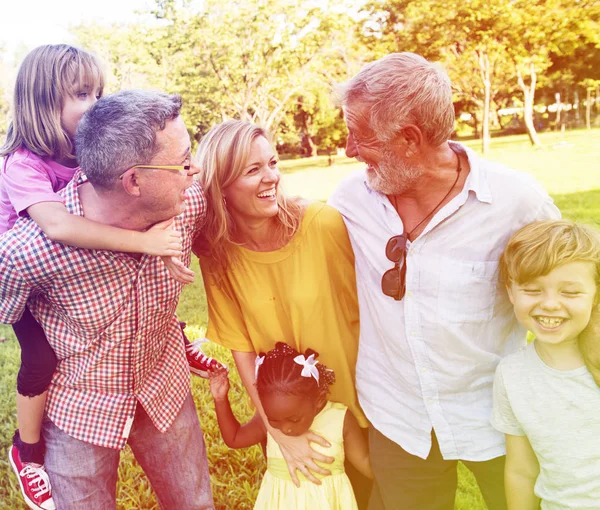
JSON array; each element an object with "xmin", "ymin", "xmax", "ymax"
[{"xmin": 256, "ymin": 342, "xmax": 336, "ymax": 405}]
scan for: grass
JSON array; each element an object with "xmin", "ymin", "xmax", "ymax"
[{"xmin": 1, "ymin": 128, "xmax": 600, "ymax": 509}]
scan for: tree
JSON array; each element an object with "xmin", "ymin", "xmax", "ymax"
[
  {"xmin": 150, "ymin": 0, "xmax": 361, "ymax": 141},
  {"xmin": 504, "ymin": 0, "xmax": 600, "ymax": 146},
  {"xmin": 581, "ymin": 79, "xmax": 600, "ymax": 129}
]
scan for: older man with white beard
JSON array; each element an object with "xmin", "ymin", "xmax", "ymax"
[{"xmin": 328, "ymin": 53, "xmax": 560, "ymax": 510}]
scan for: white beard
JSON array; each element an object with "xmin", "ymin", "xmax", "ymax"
[{"xmin": 367, "ymin": 149, "xmax": 424, "ymax": 195}]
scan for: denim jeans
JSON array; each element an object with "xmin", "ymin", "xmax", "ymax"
[
  {"xmin": 43, "ymin": 392, "xmax": 214, "ymax": 509},
  {"xmin": 368, "ymin": 427, "xmax": 506, "ymax": 510}
]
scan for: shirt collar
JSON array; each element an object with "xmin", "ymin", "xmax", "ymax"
[
  {"xmin": 454, "ymin": 141, "xmax": 492, "ymax": 204},
  {"xmin": 360, "ymin": 141, "xmax": 493, "ymax": 205}
]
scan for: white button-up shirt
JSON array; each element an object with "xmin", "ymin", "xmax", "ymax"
[{"xmin": 328, "ymin": 143, "xmax": 560, "ymax": 461}]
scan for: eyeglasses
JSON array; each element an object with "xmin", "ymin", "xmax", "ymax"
[
  {"xmin": 118, "ymin": 164, "xmax": 192, "ymax": 180},
  {"xmin": 381, "ymin": 234, "xmax": 408, "ymax": 301}
]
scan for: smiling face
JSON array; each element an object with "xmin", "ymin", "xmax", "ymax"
[
  {"xmin": 508, "ymin": 261, "xmax": 598, "ymax": 348},
  {"xmin": 222, "ymin": 135, "xmax": 280, "ymax": 225},
  {"xmin": 261, "ymin": 392, "xmax": 319, "ymax": 437},
  {"xmin": 344, "ymin": 101, "xmax": 423, "ymax": 195}
]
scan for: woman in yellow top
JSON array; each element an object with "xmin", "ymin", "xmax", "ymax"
[{"xmin": 193, "ymin": 120, "xmax": 369, "ymax": 503}]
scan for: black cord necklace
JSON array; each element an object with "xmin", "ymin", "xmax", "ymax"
[{"xmin": 394, "ymin": 146, "xmax": 462, "ymax": 242}]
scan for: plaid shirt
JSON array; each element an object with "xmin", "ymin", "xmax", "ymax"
[{"xmin": 0, "ymin": 171, "xmax": 206, "ymax": 449}]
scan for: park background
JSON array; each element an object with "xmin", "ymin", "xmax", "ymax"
[{"xmin": 1, "ymin": 0, "xmax": 599, "ymax": 508}]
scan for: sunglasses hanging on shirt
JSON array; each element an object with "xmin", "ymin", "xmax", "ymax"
[{"xmin": 381, "ymin": 146, "xmax": 462, "ymax": 301}]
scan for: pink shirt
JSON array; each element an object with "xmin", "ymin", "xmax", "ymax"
[{"xmin": 0, "ymin": 147, "xmax": 77, "ymax": 234}]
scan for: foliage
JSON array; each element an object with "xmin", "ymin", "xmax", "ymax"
[
  {"xmin": 73, "ymin": 0, "xmax": 363, "ymax": 148},
  {"xmin": 0, "ymin": 0, "xmax": 597, "ymax": 154}
]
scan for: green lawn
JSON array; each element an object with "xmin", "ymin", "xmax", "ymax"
[{"xmin": 1, "ymin": 128, "xmax": 600, "ymax": 509}]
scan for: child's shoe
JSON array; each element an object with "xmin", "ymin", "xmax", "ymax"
[
  {"xmin": 185, "ymin": 338, "xmax": 227, "ymax": 378},
  {"xmin": 180, "ymin": 321, "xmax": 226, "ymax": 378},
  {"xmin": 8, "ymin": 445, "xmax": 55, "ymax": 510}
]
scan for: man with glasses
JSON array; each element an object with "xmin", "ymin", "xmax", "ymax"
[
  {"xmin": 328, "ymin": 53, "xmax": 560, "ymax": 509},
  {"xmin": 0, "ymin": 90, "xmax": 214, "ymax": 508}
]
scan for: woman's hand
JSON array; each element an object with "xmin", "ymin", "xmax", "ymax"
[
  {"xmin": 208, "ymin": 366, "xmax": 230, "ymax": 402},
  {"xmin": 270, "ymin": 427, "xmax": 334, "ymax": 487}
]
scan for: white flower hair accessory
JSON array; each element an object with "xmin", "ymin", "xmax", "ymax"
[
  {"xmin": 293, "ymin": 353, "xmax": 320, "ymax": 385},
  {"xmin": 254, "ymin": 355, "xmax": 265, "ymax": 380}
]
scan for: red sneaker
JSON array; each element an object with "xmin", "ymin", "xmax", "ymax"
[
  {"xmin": 185, "ymin": 338, "xmax": 227, "ymax": 378},
  {"xmin": 8, "ymin": 445, "xmax": 55, "ymax": 510}
]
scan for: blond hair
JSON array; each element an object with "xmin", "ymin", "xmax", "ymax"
[
  {"xmin": 500, "ymin": 220, "xmax": 600, "ymax": 386},
  {"xmin": 193, "ymin": 120, "xmax": 303, "ymax": 278},
  {"xmin": 0, "ymin": 44, "xmax": 104, "ymax": 161},
  {"xmin": 499, "ymin": 220, "xmax": 600, "ymax": 287}
]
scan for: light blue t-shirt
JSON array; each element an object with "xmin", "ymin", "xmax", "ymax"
[{"xmin": 492, "ymin": 342, "xmax": 600, "ymax": 509}]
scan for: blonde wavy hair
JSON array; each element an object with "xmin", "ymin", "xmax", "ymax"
[
  {"xmin": 499, "ymin": 220, "xmax": 600, "ymax": 386},
  {"xmin": 499, "ymin": 220, "xmax": 600, "ymax": 287},
  {"xmin": 0, "ymin": 44, "xmax": 104, "ymax": 161},
  {"xmin": 193, "ymin": 120, "xmax": 304, "ymax": 278}
]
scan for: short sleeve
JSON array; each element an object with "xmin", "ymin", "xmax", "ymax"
[
  {"xmin": 318, "ymin": 205, "xmax": 355, "ymax": 264},
  {"xmin": 491, "ymin": 363, "xmax": 525, "ymax": 436},
  {"xmin": 0, "ymin": 235, "xmax": 33, "ymax": 323},
  {"xmin": 199, "ymin": 257, "xmax": 254, "ymax": 353},
  {"xmin": 317, "ymin": 205, "xmax": 359, "ymax": 315},
  {"xmin": 3, "ymin": 157, "xmax": 63, "ymax": 216},
  {"xmin": 535, "ymin": 196, "xmax": 561, "ymax": 222}
]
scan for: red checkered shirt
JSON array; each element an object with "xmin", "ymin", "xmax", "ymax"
[{"xmin": 0, "ymin": 171, "xmax": 206, "ymax": 449}]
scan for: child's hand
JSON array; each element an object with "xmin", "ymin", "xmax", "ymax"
[
  {"xmin": 161, "ymin": 256, "xmax": 196, "ymax": 284},
  {"xmin": 142, "ymin": 219, "xmax": 183, "ymax": 257},
  {"xmin": 209, "ymin": 366, "xmax": 230, "ymax": 402}
]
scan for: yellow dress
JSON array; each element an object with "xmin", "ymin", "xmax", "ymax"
[
  {"xmin": 253, "ymin": 401, "xmax": 358, "ymax": 510},
  {"xmin": 199, "ymin": 202, "xmax": 366, "ymax": 427}
]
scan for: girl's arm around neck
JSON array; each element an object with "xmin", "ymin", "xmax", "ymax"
[
  {"xmin": 342, "ymin": 410, "xmax": 373, "ymax": 479},
  {"xmin": 27, "ymin": 202, "xmax": 182, "ymax": 256},
  {"xmin": 505, "ymin": 434, "xmax": 540, "ymax": 510}
]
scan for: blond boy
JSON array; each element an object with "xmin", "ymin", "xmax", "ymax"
[{"xmin": 492, "ymin": 220, "xmax": 600, "ymax": 509}]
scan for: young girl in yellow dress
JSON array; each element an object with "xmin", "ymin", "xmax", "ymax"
[{"xmin": 209, "ymin": 342, "xmax": 372, "ymax": 509}]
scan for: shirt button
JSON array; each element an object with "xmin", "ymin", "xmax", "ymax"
[{"xmin": 421, "ymin": 366, "xmax": 428, "ymax": 373}]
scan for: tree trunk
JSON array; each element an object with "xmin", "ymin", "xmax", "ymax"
[
  {"xmin": 305, "ymin": 134, "xmax": 317, "ymax": 157},
  {"xmin": 495, "ymin": 103, "xmax": 505, "ymax": 130},
  {"xmin": 477, "ymin": 51, "xmax": 491, "ymax": 155},
  {"xmin": 586, "ymin": 88, "xmax": 592, "ymax": 130},
  {"xmin": 517, "ymin": 63, "xmax": 543, "ymax": 148}
]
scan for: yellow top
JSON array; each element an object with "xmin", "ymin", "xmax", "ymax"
[
  {"xmin": 266, "ymin": 402, "xmax": 348, "ymax": 481},
  {"xmin": 253, "ymin": 401, "xmax": 358, "ymax": 510},
  {"xmin": 200, "ymin": 202, "xmax": 366, "ymax": 426}
]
